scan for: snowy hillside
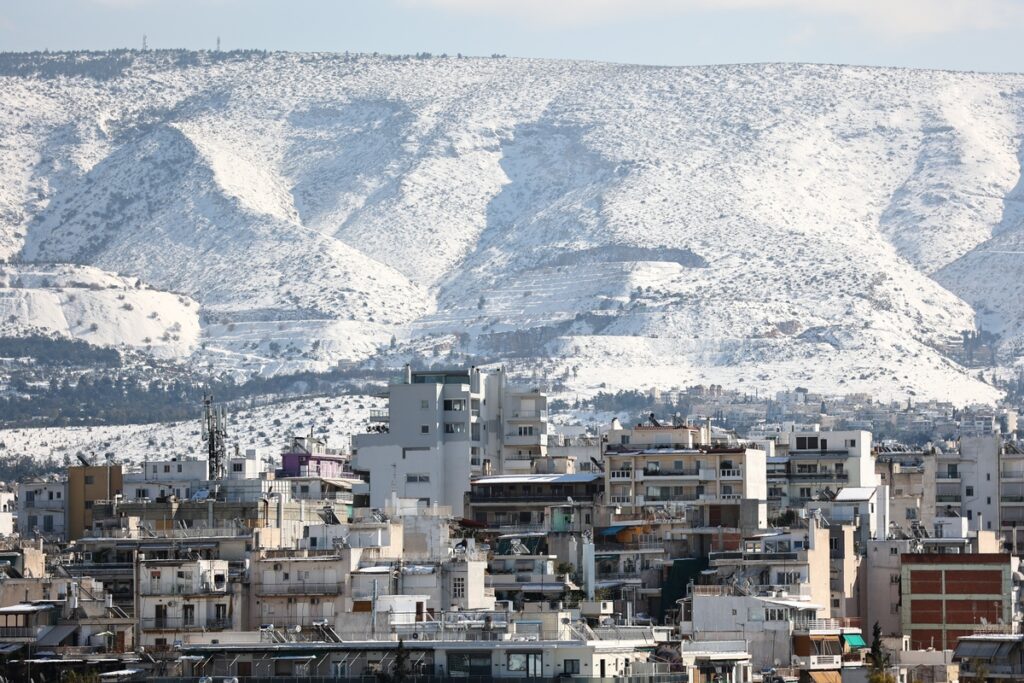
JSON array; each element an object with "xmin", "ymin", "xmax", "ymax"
[
  {"xmin": 2, "ymin": 51, "xmax": 1024, "ymax": 402},
  {"xmin": 0, "ymin": 393, "xmax": 381, "ymax": 472}
]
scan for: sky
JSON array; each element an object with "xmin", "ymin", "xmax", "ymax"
[{"xmin": 2, "ymin": 0, "xmax": 1024, "ymax": 73}]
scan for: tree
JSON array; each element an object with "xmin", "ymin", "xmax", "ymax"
[{"xmin": 867, "ymin": 621, "xmax": 895, "ymax": 683}]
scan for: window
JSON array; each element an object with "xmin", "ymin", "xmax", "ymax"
[
  {"xmin": 905, "ymin": 508, "xmax": 917, "ymax": 520},
  {"xmin": 988, "ymin": 497, "xmax": 992, "ymax": 505},
  {"xmin": 300, "ymin": 485, "xmax": 310, "ymax": 494},
  {"xmin": 507, "ymin": 653, "xmax": 542, "ymax": 676},
  {"xmin": 471, "ymin": 423, "xmax": 481, "ymax": 441},
  {"xmin": 420, "ymin": 425, "xmax": 430, "ymax": 434},
  {"xmin": 621, "ymin": 435, "xmax": 630, "ymax": 445},
  {"xmin": 890, "ymin": 546, "xmax": 898, "ymax": 555},
  {"xmin": 445, "ymin": 422, "xmax": 466, "ymax": 434},
  {"xmin": 177, "ymin": 464, "xmax": 183, "ymax": 473},
  {"xmin": 443, "ymin": 399, "xmax": 466, "ymax": 411},
  {"xmin": 564, "ymin": 659, "xmax": 581, "ymax": 675},
  {"xmin": 452, "ymin": 576, "xmax": 466, "ymax": 598},
  {"xmin": 829, "ymin": 537, "xmax": 839, "ymax": 551},
  {"xmin": 966, "ymin": 486, "xmax": 974, "ymax": 497},
  {"xmin": 164, "ymin": 465, "xmax": 171, "ymax": 473},
  {"xmin": 517, "ymin": 425, "xmax": 535, "ymax": 436},
  {"xmin": 799, "ymin": 487, "xmax": 812, "ymax": 499},
  {"xmin": 43, "ymin": 515, "xmax": 53, "ymax": 532},
  {"xmin": 84, "ymin": 501, "xmax": 93, "ymax": 509},
  {"xmin": 182, "ymin": 604, "xmax": 195, "ymax": 626},
  {"xmin": 847, "ymin": 439, "xmax": 857, "ymax": 447},
  {"xmin": 420, "ymin": 400, "xmax": 429, "ymax": 409},
  {"xmin": 84, "ymin": 475, "xmax": 95, "ymax": 485},
  {"xmin": 406, "ymin": 474, "xmax": 430, "ymax": 483}
]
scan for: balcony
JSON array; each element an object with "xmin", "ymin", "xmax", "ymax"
[
  {"xmin": 793, "ymin": 654, "xmax": 842, "ymax": 669},
  {"xmin": 709, "ymin": 550, "xmax": 800, "ymax": 563},
  {"xmin": 595, "ymin": 540, "xmax": 666, "ymax": 553},
  {"xmin": 1001, "ymin": 470, "xmax": 1024, "ymax": 481},
  {"xmin": 255, "ymin": 582, "xmax": 344, "ymax": 596},
  {"xmin": 140, "ymin": 617, "xmax": 232, "ymax": 631},
  {"xmin": 936, "ymin": 472, "xmax": 961, "ymax": 480},
  {"xmin": 0, "ymin": 627, "xmax": 39, "ymax": 640},
  {"xmin": 789, "ymin": 471, "xmax": 849, "ymax": 482},
  {"xmin": 1001, "ymin": 495, "xmax": 1024, "ymax": 504},
  {"xmin": 936, "ymin": 494, "xmax": 962, "ymax": 503},
  {"xmin": 469, "ymin": 493, "xmax": 581, "ymax": 504},
  {"xmin": 640, "ymin": 467, "xmax": 700, "ymax": 478},
  {"xmin": 139, "ymin": 583, "xmax": 231, "ymax": 597},
  {"xmin": 503, "ymin": 433, "xmax": 547, "ymax": 447},
  {"xmin": 508, "ymin": 410, "xmax": 547, "ymax": 420}
]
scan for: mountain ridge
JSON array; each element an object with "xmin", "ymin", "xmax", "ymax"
[{"xmin": 1, "ymin": 51, "xmax": 1022, "ymax": 403}]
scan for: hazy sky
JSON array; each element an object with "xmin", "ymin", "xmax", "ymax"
[{"xmin": 3, "ymin": 0, "xmax": 1024, "ymax": 73}]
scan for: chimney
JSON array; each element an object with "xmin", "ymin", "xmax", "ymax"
[{"xmin": 404, "ymin": 364, "xmax": 412, "ymax": 384}]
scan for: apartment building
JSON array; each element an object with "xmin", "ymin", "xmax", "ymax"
[
  {"xmin": 762, "ymin": 430, "xmax": 876, "ymax": 512},
  {"xmin": 16, "ymin": 477, "xmax": 67, "ymax": 540},
  {"xmin": 137, "ymin": 557, "xmax": 240, "ymax": 647},
  {"xmin": 875, "ymin": 447, "xmax": 936, "ymax": 534},
  {"xmin": 465, "ymin": 472, "xmax": 603, "ymax": 532},
  {"xmin": 67, "ymin": 463, "xmax": 123, "ymax": 540},
  {"xmin": 124, "ymin": 456, "xmax": 208, "ymax": 501},
  {"xmin": 278, "ymin": 436, "xmax": 352, "ymax": 478},
  {"xmin": 934, "ymin": 435, "xmax": 1001, "ymax": 533},
  {"xmin": 706, "ymin": 519, "xmax": 832, "ymax": 617},
  {"xmin": 352, "ymin": 366, "xmax": 549, "ymax": 516},
  {"xmin": 603, "ymin": 421, "xmax": 766, "ymax": 529},
  {"xmin": 900, "ymin": 552, "xmax": 1016, "ymax": 650},
  {"xmin": 251, "ymin": 551, "xmax": 352, "ymax": 629}
]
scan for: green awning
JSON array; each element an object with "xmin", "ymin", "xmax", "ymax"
[{"xmin": 842, "ymin": 633, "xmax": 867, "ymax": 649}]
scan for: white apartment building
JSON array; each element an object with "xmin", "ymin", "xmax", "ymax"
[
  {"xmin": 16, "ymin": 477, "xmax": 67, "ymax": 540},
  {"xmin": 353, "ymin": 366, "xmax": 549, "ymax": 516},
  {"xmin": 760, "ymin": 429, "xmax": 876, "ymax": 511},
  {"xmin": 935, "ymin": 435, "xmax": 1000, "ymax": 533},
  {"xmin": 124, "ymin": 456, "xmax": 209, "ymax": 501}
]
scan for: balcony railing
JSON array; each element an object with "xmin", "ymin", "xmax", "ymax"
[
  {"xmin": 709, "ymin": 550, "xmax": 800, "ymax": 562},
  {"xmin": 139, "ymin": 583, "xmax": 231, "ymax": 596},
  {"xmin": 0, "ymin": 627, "xmax": 38, "ymax": 639},
  {"xmin": 255, "ymin": 582, "xmax": 344, "ymax": 596},
  {"xmin": 642, "ymin": 468, "xmax": 701, "ymax": 477},
  {"xmin": 788, "ymin": 472, "xmax": 849, "ymax": 481},
  {"xmin": 936, "ymin": 494, "xmax": 962, "ymax": 503},
  {"xmin": 936, "ymin": 472, "xmax": 960, "ymax": 479},
  {"xmin": 510, "ymin": 410, "xmax": 547, "ymax": 419},
  {"xmin": 140, "ymin": 617, "xmax": 233, "ymax": 631}
]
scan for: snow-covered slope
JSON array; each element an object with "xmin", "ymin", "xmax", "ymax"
[
  {"xmin": 0, "ymin": 263, "xmax": 199, "ymax": 357},
  {"xmin": 2, "ymin": 52, "xmax": 1024, "ymax": 402}
]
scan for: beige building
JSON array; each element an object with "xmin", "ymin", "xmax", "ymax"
[{"xmin": 68, "ymin": 464, "xmax": 123, "ymax": 541}]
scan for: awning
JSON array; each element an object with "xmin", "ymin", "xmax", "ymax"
[
  {"xmin": 0, "ymin": 644, "xmax": 22, "ymax": 655},
  {"xmin": 272, "ymin": 655, "xmax": 317, "ymax": 661},
  {"xmin": 599, "ymin": 525, "xmax": 627, "ymax": 536},
  {"xmin": 954, "ymin": 640, "xmax": 1002, "ymax": 660},
  {"xmin": 518, "ymin": 583, "xmax": 567, "ymax": 593},
  {"xmin": 842, "ymin": 633, "xmax": 867, "ymax": 649},
  {"xmin": 36, "ymin": 624, "xmax": 78, "ymax": 646},
  {"xmin": 808, "ymin": 671, "xmax": 842, "ymax": 683}
]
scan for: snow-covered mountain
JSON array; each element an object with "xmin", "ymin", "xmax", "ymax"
[{"xmin": 2, "ymin": 51, "xmax": 1023, "ymax": 403}]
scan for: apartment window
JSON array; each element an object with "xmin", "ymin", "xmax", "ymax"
[
  {"xmin": 620, "ymin": 435, "xmax": 630, "ymax": 445},
  {"xmin": 300, "ymin": 485, "xmax": 310, "ymax": 494},
  {"xmin": 799, "ymin": 487, "xmax": 811, "ymax": 499},
  {"xmin": 832, "ymin": 598, "xmax": 840, "ymax": 608},
  {"xmin": 27, "ymin": 515, "xmax": 37, "ymax": 529},
  {"xmin": 452, "ymin": 576, "xmax": 466, "ymax": 598},
  {"xmin": 182, "ymin": 604, "xmax": 195, "ymax": 626},
  {"xmin": 564, "ymin": 659, "xmax": 581, "ymax": 675},
  {"xmin": 829, "ymin": 537, "xmax": 839, "ymax": 551},
  {"xmin": 84, "ymin": 501, "xmax": 93, "ymax": 510},
  {"xmin": 164, "ymin": 465, "xmax": 171, "ymax": 473},
  {"xmin": 517, "ymin": 425, "xmax": 535, "ymax": 436},
  {"xmin": 420, "ymin": 400, "xmax": 429, "ymax": 409},
  {"xmin": 406, "ymin": 474, "xmax": 430, "ymax": 483},
  {"xmin": 177, "ymin": 464, "xmax": 183, "ymax": 473},
  {"xmin": 152, "ymin": 466, "xmax": 158, "ymax": 474},
  {"xmin": 890, "ymin": 546, "xmax": 898, "ymax": 555},
  {"xmin": 507, "ymin": 653, "xmax": 542, "ymax": 676},
  {"xmin": 445, "ymin": 422, "xmax": 466, "ymax": 434},
  {"xmin": 988, "ymin": 497, "xmax": 992, "ymax": 505},
  {"xmin": 443, "ymin": 399, "xmax": 466, "ymax": 411},
  {"xmin": 471, "ymin": 423, "xmax": 481, "ymax": 441},
  {"xmin": 232, "ymin": 463, "xmax": 244, "ymax": 472},
  {"xmin": 420, "ymin": 425, "xmax": 430, "ymax": 434},
  {"xmin": 84, "ymin": 475, "xmax": 95, "ymax": 485},
  {"xmin": 847, "ymin": 439, "xmax": 857, "ymax": 447},
  {"xmin": 966, "ymin": 486, "xmax": 974, "ymax": 497},
  {"xmin": 43, "ymin": 516, "xmax": 53, "ymax": 532},
  {"xmin": 905, "ymin": 508, "xmax": 917, "ymax": 520}
]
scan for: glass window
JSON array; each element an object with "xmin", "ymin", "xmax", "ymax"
[
  {"xmin": 420, "ymin": 425, "xmax": 429, "ymax": 434},
  {"xmin": 564, "ymin": 659, "xmax": 580, "ymax": 674}
]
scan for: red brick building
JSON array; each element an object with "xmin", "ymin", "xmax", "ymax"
[{"xmin": 900, "ymin": 553, "xmax": 1013, "ymax": 650}]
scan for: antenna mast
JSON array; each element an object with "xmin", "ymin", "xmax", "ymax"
[{"xmin": 203, "ymin": 393, "xmax": 228, "ymax": 481}]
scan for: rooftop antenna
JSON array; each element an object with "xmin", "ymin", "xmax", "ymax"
[
  {"xmin": 142, "ymin": 34, "xmax": 148, "ymax": 51},
  {"xmin": 203, "ymin": 393, "xmax": 228, "ymax": 481},
  {"xmin": 216, "ymin": 36, "xmax": 221, "ymax": 52}
]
